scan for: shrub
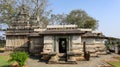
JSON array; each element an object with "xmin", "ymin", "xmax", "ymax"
[{"xmin": 10, "ymin": 51, "xmax": 29, "ymax": 67}]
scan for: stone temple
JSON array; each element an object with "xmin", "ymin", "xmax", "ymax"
[{"xmin": 5, "ymin": 6, "xmax": 107, "ymax": 63}]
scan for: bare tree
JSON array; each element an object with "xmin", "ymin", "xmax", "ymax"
[{"xmin": 0, "ymin": 0, "xmax": 51, "ymax": 28}]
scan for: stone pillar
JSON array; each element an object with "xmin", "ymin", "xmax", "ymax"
[{"xmin": 115, "ymin": 44, "xmax": 118, "ymax": 54}]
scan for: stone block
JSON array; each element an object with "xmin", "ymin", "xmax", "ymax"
[
  {"xmin": 75, "ymin": 56, "xmax": 85, "ymax": 61},
  {"xmin": 89, "ymin": 49, "xmax": 96, "ymax": 53},
  {"xmin": 90, "ymin": 53, "xmax": 98, "ymax": 57},
  {"xmin": 43, "ymin": 49, "xmax": 52, "ymax": 53},
  {"xmin": 41, "ymin": 55, "xmax": 50, "ymax": 61},
  {"xmin": 69, "ymin": 56, "xmax": 76, "ymax": 61},
  {"xmin": 10, "ymin": 62, "xmax": 19, "ymax": 67},
  {"xmin": 96, "ymin": 51, "xmax": 107, "ymax": 55},
  {"xmin": 49, "ymin": 55, "xmax": 59, "ymax": 63},
  {"xmin": 72, "ymin": 50, "xmax": 83, "ymax": 54}
]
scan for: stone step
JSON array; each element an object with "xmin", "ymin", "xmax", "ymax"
[
  {"xmin": 59, "ymin": 58, "xmax": 66, "ymax": 61},
  {"xmin": 48, "ymin": 61, "xmax": 77, "ymax": 64},
  {"xmin": 58, "ymin": 61, "xmax": 77, "ymax": 64},
  {"xmin": 58, "ymin": 53, "xmax": 66, "ymax": 57}
]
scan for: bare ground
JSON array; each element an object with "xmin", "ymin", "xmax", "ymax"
[
  {"xmin": 0, "ymin": 52, "xmax": 119, "ymax": 67},
  {"xmin": 26, "ymin": 53, "xmax": 120, "ymax": 67}
]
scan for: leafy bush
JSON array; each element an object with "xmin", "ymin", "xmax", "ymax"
[
  {"xmin": 106, "ymin": 44, "xmax": 111, "ymax": 50},
  {"xmin": 10, "ymin": 51, "xmax": 29, "ymax": 67}
]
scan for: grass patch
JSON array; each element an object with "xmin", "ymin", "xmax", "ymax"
[
  {"xmin": 108, "ymin": 62, "xmax": 120, "ymax": 67},
  {"xmin": 0, "ymin": 56, "xmax": 14, "ymax": 67}
]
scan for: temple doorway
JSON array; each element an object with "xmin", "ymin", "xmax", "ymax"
[{"xmin": 59, "ymin": 38, "xmax": 67, "ymax": 53}]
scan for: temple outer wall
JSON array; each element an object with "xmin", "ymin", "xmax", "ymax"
[
  {"xmin": 81, "ymin": 38, "xmax": 107, "ymax": 56},
  {"xmin": 5, "ymin": 35, "xmax": 28, "ymax": 51}
]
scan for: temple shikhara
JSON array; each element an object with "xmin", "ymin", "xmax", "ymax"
[{"xmin": 6, "ymin": 6, "xmax": 108, "ymax": 63}]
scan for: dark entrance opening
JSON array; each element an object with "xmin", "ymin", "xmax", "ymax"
[{"xmin": 59, "ymin": 38, "xmax": 67, "ymax": 53}]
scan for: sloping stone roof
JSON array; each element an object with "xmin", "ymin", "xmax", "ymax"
[
  {"xmin": 82, "ymin": 31, "xmax": 106, "ymax": 38},
  {"xmin": 39, "ymin": 29, "xmax": 85, "ymax": 35}
]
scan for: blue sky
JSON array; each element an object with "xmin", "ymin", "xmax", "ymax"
[
  {"xmin": 49, "ymin": 0, "xmax": 120, "ymax": 38},
  {"xmin": 0, "ymin": 0, "xmax": 120, "ymax": 38},
  {"xmin": 0, "ymin": 24, "xmax": 7, "ymax": 37}
]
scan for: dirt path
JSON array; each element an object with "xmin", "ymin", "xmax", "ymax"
[{"xmin": 27, "ymin": 53, "xmax": 120, "ymax": 67}]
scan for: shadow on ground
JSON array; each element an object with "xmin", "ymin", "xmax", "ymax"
[{"xmin": 29, "ymin": 55, "xmax": 48, "ymax": 63}]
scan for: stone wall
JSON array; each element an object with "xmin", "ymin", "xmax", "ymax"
[
  {"xmin": 6, "ymin": 35, "xmax": 28, "ymax": 51},
  {"xmin": 43, "ymin": 36, "xmax": 54, "ymax": 53},
  {"xmin": 72, "ymin": 35, "xmax": 82, "ymax": 53},
  {"xmin": 29, "ymin": 37, "xmax": 43, "ymax": 54},
  {"xmin": 81, "ymin": 38, "xmax": 106, "ymax": 56}
]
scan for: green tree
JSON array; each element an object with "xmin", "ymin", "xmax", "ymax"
[
  {"xmin": 65, "ymin": 9, "xmax": 98, "ymax": 30},
  {"xmin": 49, "ymin": 14, "xmax": 67, "ymax": 25}
]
